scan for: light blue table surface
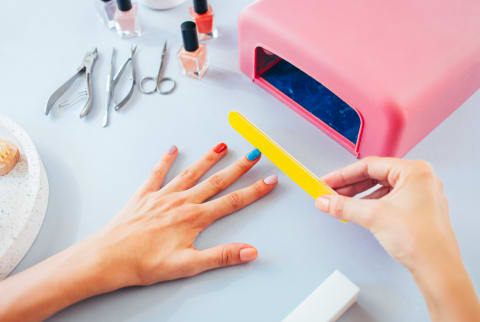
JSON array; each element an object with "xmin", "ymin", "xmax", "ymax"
[{"xmin": 1, "ymin": 1, "xmax": 479, "ymax": 321}]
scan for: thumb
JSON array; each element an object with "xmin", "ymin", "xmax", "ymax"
[
  {"xmin": 316, "ymin": 194, "xmax": 377, "ymax": 229},
  {"xmin": 194, "ymin": 243, "xmax": 258, "ymax": 273}
]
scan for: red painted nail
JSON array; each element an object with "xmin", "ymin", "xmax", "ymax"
[{"xmin": 214, "ymin": 143, "xmax": 227, "ymax": 153}]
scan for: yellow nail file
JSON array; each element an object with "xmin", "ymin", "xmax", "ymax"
[{"xmin": 228, "ymin": 111, "xmax": 336, "ymax": 199}]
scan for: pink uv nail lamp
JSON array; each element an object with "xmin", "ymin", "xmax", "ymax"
[{"xmin": 238, "ymin": 0, "xmax": 480, "ymax": 158}]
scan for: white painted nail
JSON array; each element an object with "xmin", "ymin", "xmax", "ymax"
[{"xmin": 264, "ymin": 175, "xmax": 278, "ymax": 185}]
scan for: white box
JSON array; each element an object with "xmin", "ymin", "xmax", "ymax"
[{"xmin": 283, "ymin": 270, "xmax": 360, "ymax": 322}]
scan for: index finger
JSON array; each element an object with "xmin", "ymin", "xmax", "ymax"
[
  {"xmin": 321, "ymin": 157, "xmax": 406, "ymax": 189},
  {"xmin": 161, "ymin": 142, "xmax": 228, "ymax": 193}
]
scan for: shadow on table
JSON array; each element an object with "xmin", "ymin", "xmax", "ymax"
[
  {"xmin": 48, "ymin": 268, "xmax": 246, "ymax": 322},
  {"xmin": 132, "ymin": 26, "xmax": 177, "ymax": 48},
  {"xmin": 339, "ymin": 303, "xmax": 375, "ymax": 322},
  {"xmin": 208, "ymin": 25, "xmax": 238, "ymax": 52},
  {"xmin": 202, "ymin": 65, "xmax": 251, "ymax": 94}
]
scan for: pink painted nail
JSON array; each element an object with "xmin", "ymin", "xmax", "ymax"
[
  {"xmin": 263, "ymin": 175, "xmax": 278, "ymax": 185},
  {"xmin": 240, "ymin": 248, "xmax": 258, "ymax": 262},
  {"xmin": 315, "ymin": 197, "xmax": 330, "ymax": 211},
  {"xmin": 168, "ymin": 145, "xmax": 177, "ymax": 154}
]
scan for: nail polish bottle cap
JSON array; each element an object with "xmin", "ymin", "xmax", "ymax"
[
  {"xmin": 181, "ymin": 21, "xmax": 200, "ymax": 52},
  {"xmin": 117, "ymin": 0, "xmax": 132, "ymax": 11},
  {"xmin": 193, "ymin": 0, "xmax": 208, "ymax": 14}
]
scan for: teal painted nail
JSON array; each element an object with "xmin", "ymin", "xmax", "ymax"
[{"xmin": 247, "ymin": 148, "xmax": 261, "ymax": 161}]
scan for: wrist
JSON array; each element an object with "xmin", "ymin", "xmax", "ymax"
[
  {"xmin": 83, "ymin": 229, "xmax": 141, "ymax": 289},
  {"xmin": 47, "ymin": 235, "xmax": 117, "ymax": 300},
  {"xmin": 410, "ymin": 254, "xmax": 480, "ymax": 321},
  {"xmin": 0, "ymin": 234, "xmax": 120, "ymax": 321},
  {"xmin": 72, "ymin": 232, "xmax": 135, "ymax": 292}
]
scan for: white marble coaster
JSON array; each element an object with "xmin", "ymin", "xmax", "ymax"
[{"xmin": 0, "ymin": 116, "xmax": 49, "ymax": 280}]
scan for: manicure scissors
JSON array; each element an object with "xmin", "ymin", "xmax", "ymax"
[{"xmin": 139, "ymin": 41, "xmax": 176, "ymax": 95}]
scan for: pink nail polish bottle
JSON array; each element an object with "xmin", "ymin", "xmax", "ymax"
[
  {"xmin": 115, "ymin": 0, "xmax": 142, "ymax": 38},
  {"xmin": 177, "ymin": 21, "xmax": 208, "ymax": 79}
]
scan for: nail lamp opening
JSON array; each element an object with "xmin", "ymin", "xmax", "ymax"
[{"xmin": 238, "ymin": 0, "xmax": 480, "ymax": 158}]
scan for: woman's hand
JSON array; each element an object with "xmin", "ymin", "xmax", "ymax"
[
  {"xmin": 315, "ymin": 157, "xmax": 480, "ymax": 322},
  {"xmin": 316, "ymin": 157, "xmax": 453, "ymax": 271},
  {"xmin": 94, "ymin": 143, "xmax": 277, "ymax": 287},
  {"xmin": 0, "ymin": 143, "xmax": 278, "ymax": 321}
]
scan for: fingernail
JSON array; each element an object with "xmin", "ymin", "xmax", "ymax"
[
  {"xmin": 214, "ymin": 142, "xmax": 227, "ymax": 153},
  {"xmin": 240, "ymin": 248, "xmax": 258, "ymax": 262},
  {"xmin": 315, "ymin": 196, "xmax": 330, "ymax": 211},
  {"xmin": 247, "ymin": 148, "xmax": 261, "ymax": 161},
  {"xmin": 168, "ymin": 145, "xmax": 177, "ymax": 154},
  {"xmin": 264, "ymin": 175, "xmax": 278, "ymax": 185}
]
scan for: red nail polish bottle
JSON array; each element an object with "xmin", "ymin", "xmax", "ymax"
[{"xmin": 189, "ymin": 0, "xmax": 218, "ymax": 40}]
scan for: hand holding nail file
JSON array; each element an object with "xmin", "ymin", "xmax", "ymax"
[{"xmin": 228, "ymin": 111, "xmax": 336, "ymax": 199}]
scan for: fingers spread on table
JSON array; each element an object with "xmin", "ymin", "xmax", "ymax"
[
  {"xmin": 198, "ymin": 176, "xmax": 278, "ymax": 226},
  {"xmin": 161, "ymin": 143, "xmax": 228, "ymax": 193},
  {"xmin": 136, "ymin": 145, "xmax": 178, "ymax": 198},
  {"xmin": 193, "ymin": 243, "xmax": 258, "ymax": 273},
  {"xmin": 187, "ymin": 149, "xmax": 262, "ymax": 203}
]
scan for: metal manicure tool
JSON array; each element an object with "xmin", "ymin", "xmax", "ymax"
[
  {"xmin": 139, "ymin": 41, "xmax": 176, "ymax": 95},
  {"xmin": 45, "ymin": 48, "xmax": 99, "ymax": 118},
  {"xmin": 103, "ymin": 48, "xmax": 116, "ymax": 128},
  {"xmin": 103, "ymin": 44, "xmax": 138, "ymax": 128}
]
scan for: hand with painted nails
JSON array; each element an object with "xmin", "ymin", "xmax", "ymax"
[
  {"xmin": 99, "ymin": 144, "xmax": 275, "ymax": 286},
  {"xmin": 0, "ymin": 144, "xmax": 277, "ymax": 321},
  {"xmin": 316, "ymin": 157, "xmax": 480, "ymax": 322}
]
